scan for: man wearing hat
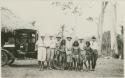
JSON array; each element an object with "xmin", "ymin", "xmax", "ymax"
[
  {"xmin": 46, "ymin": 35, "xmax": 56, "ymax": 69},
  {"xmin": 78, "ymin": 38, "xmax": 86, "ymax": 71},
  {"xmin": 54, "ymin": 36, "xmax": 61, "ymax": 68},
  {"xmin": 35, "ymin": 35, "xmax": 46, "ymax": 71},
  {"xmin": 90, "ymin": 36, "xmax": 98, "ymax": 71},
  {"xmin": 66, "ymin": 36, "xmax": 73, "ymax": 70}
]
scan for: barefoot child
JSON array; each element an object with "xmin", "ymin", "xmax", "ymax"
[
  {"xmin": 84, "ymin": 41, "xmax": 93, "ymax": 71},
  {"xmin": 72, "ymin": 40, "xmax": 80, "ymax": 71}
]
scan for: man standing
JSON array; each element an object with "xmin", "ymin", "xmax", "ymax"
[
  {"xmin": 66, "ymin": 36, "xmax": 73, "ymax": 70},
  {"xmin": 46, "ymin": 35, "xmax": 56, "ymax": 70},
  {"xmin": 91, "ymin": 36, "xmax": 98, "ymax": 71},
  {"xmin": 79, "ymin": 38, "xmax": 86, "ymax": 70},
  {"xmin": 55, "ymin": 36, "xmax": 61, "ymax": 68}
]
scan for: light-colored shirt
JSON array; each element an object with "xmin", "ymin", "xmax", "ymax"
[
  {"xmin": 56, "ymin": 40, "xmax": 61, "ymax": 49},
  {"xmin": 50, "ymin": 40, "xmax": 56, "ymax": 48},
  {"xmin": 66, "ymin": 40, "xmax": 73, "ymax": 51},
  {"xmin": 91, "ymin": 41, "xmax": 98, "ymax": 50},
  {"xmin": 79, "ymin": 43, "xmax": 85, "ymax": 50},
  {"xmin": 36, "ymin": 40, "xmax": 45, "ymax": 47},
  {"xmin": 45, "ymin": 39, "xmax": 56, "ymax": 49}
]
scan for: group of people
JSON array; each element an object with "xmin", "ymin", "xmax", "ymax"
[{"xmin": 35, "ymin": 35, "xmax": 98, "ymax": 71}]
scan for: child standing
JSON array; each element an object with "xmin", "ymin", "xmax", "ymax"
[
  {"xmin": 35, "ymin": 36, "xmax": 46, "ymax": 71},
  {"xmin": 72, "ymin": 40, "xmax": 80, "ymax": 71},
  {"xmin": 84, "ymin": 41, "xmax": 93, "ymax": 71},
  {"xmin": 66, "ymin": 36, "xmax": 73, "ymax": 70}
]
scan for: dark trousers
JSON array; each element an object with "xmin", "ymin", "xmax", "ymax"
[
  {"xmin": 91, "ymin": 49, "xmax": 98, "ymax": 69},
  {"xmin": 59, "ymin": 52, "xmax": 66, "ymax": 69}
]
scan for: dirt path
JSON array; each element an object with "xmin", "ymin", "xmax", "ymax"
[{"xmin": 2, "ymin": 58, "xmax": 124, "ymax": 78}]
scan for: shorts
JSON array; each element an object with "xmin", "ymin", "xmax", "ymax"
[
  {"xmin": 67, "ymin": 54, "xmax": 72, "ymax": 62},
  {"xmin": 72, "ymin": 54, "xmax": 79, "ymax": 62}
]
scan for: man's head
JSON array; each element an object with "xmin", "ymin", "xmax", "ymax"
[
  {"xmin": 86, "ymin": 41, "xmax": 90, "ymax": 47},
  {"xmin": 49, "ymin": 36, "xmax": 53, "ymax": 40},
  {"xmin": 41, "ymin": 36, "xmax": 45, "ymax": 41},
  {"xmin": 56, "ymin": 36, "xmax": 61, "ymax": 41},
  {"xmin": 61, "ymin": 39, "xmax": 66, "ymax": 46},
  {"xmin": 66, "ymin": 37, "xmax": 72, "ymax": 41},
  {"xmin": 79, "ymin": 39, "xmax": 84, "ymax": 43},
  {"xmin": 73, "ymin": 40, "xmax": 79, "ymax": 46},
  {"xmin": 91, "ymin": 36, "xmax": 96, "ymax": 42}
]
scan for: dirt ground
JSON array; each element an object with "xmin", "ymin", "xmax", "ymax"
[{"xmin": 2, "ymin": 57, "xmax": 124, "ymax": 78}]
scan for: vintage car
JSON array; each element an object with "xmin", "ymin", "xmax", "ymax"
[{"xmin": 1, "ymin": 29, "xmax": 38, "ymax": 66}]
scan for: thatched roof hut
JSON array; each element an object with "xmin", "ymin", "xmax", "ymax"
[{"xmin": 1, "ymin": 7, "xmax": 34, "ymax": 33}]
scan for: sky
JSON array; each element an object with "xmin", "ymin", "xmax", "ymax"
[{"xmin": 1, "ymin": 0, "xmax": 125, "ymax": 38}]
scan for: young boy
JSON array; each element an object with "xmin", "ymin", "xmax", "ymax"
[{"xmin": 66, "ymin": 36, "xmax": 73, "ymax": 70}]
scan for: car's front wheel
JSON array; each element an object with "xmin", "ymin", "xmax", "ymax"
[{"xmin": 1, "ymin": 49, "xmax": 8, "ymax": 66}]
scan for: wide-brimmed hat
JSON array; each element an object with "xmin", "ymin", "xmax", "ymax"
[
  {"xmin": 49, "ymin": 35, "xmax": 54, "ymax": 38},
  {"xmin": 91, "ymin": 36, "xmax": 96, "ymax": 39},
  {"xmin": 79, "ymin": 38, "xmax": 84, "ymax": 40},
  {"xmin": 66, "ymin": 36, "xmax": 72, "ymax": 39},
  {"xmin": 41, "ymin": 35, "xmax": 45, "ymax": 38},
  {"xmin": 56, "ymin": 36, "xmax": 61, "ymax": 38}
]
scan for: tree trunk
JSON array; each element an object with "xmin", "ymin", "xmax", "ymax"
[{"xmin": 109, "ymin": 1, "xmax": 118, "ymax": 55}]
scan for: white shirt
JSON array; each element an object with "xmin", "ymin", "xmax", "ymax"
[
  {"xmin": 66, "ymin": 40, "xmax": 73, "ymax": 50},
  {"xmin": 91, "ymin": 41, "xmax": 98, "ymax": 50},
  {"xmin": 45, "ymin": 39, "xmax": 56, "ymax": 48},
  {"xmin": 36, "ymin": 39, "xmax": 45, "ymax": 47},
  {"xmin": 50, "ymin": 40, "xmax": 56, "ymax": 48},
  {"xmin": 56, "ymin": 40, "xmax": 61, "ymax": 48},
  {"xmin": 79, "ymin": 43, "xmax": 85, "ymax": 50}
]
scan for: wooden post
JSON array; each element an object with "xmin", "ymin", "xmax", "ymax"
[{"xmin": 61, "ymin": 25, "xmax": 65, "ymax": 39}]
